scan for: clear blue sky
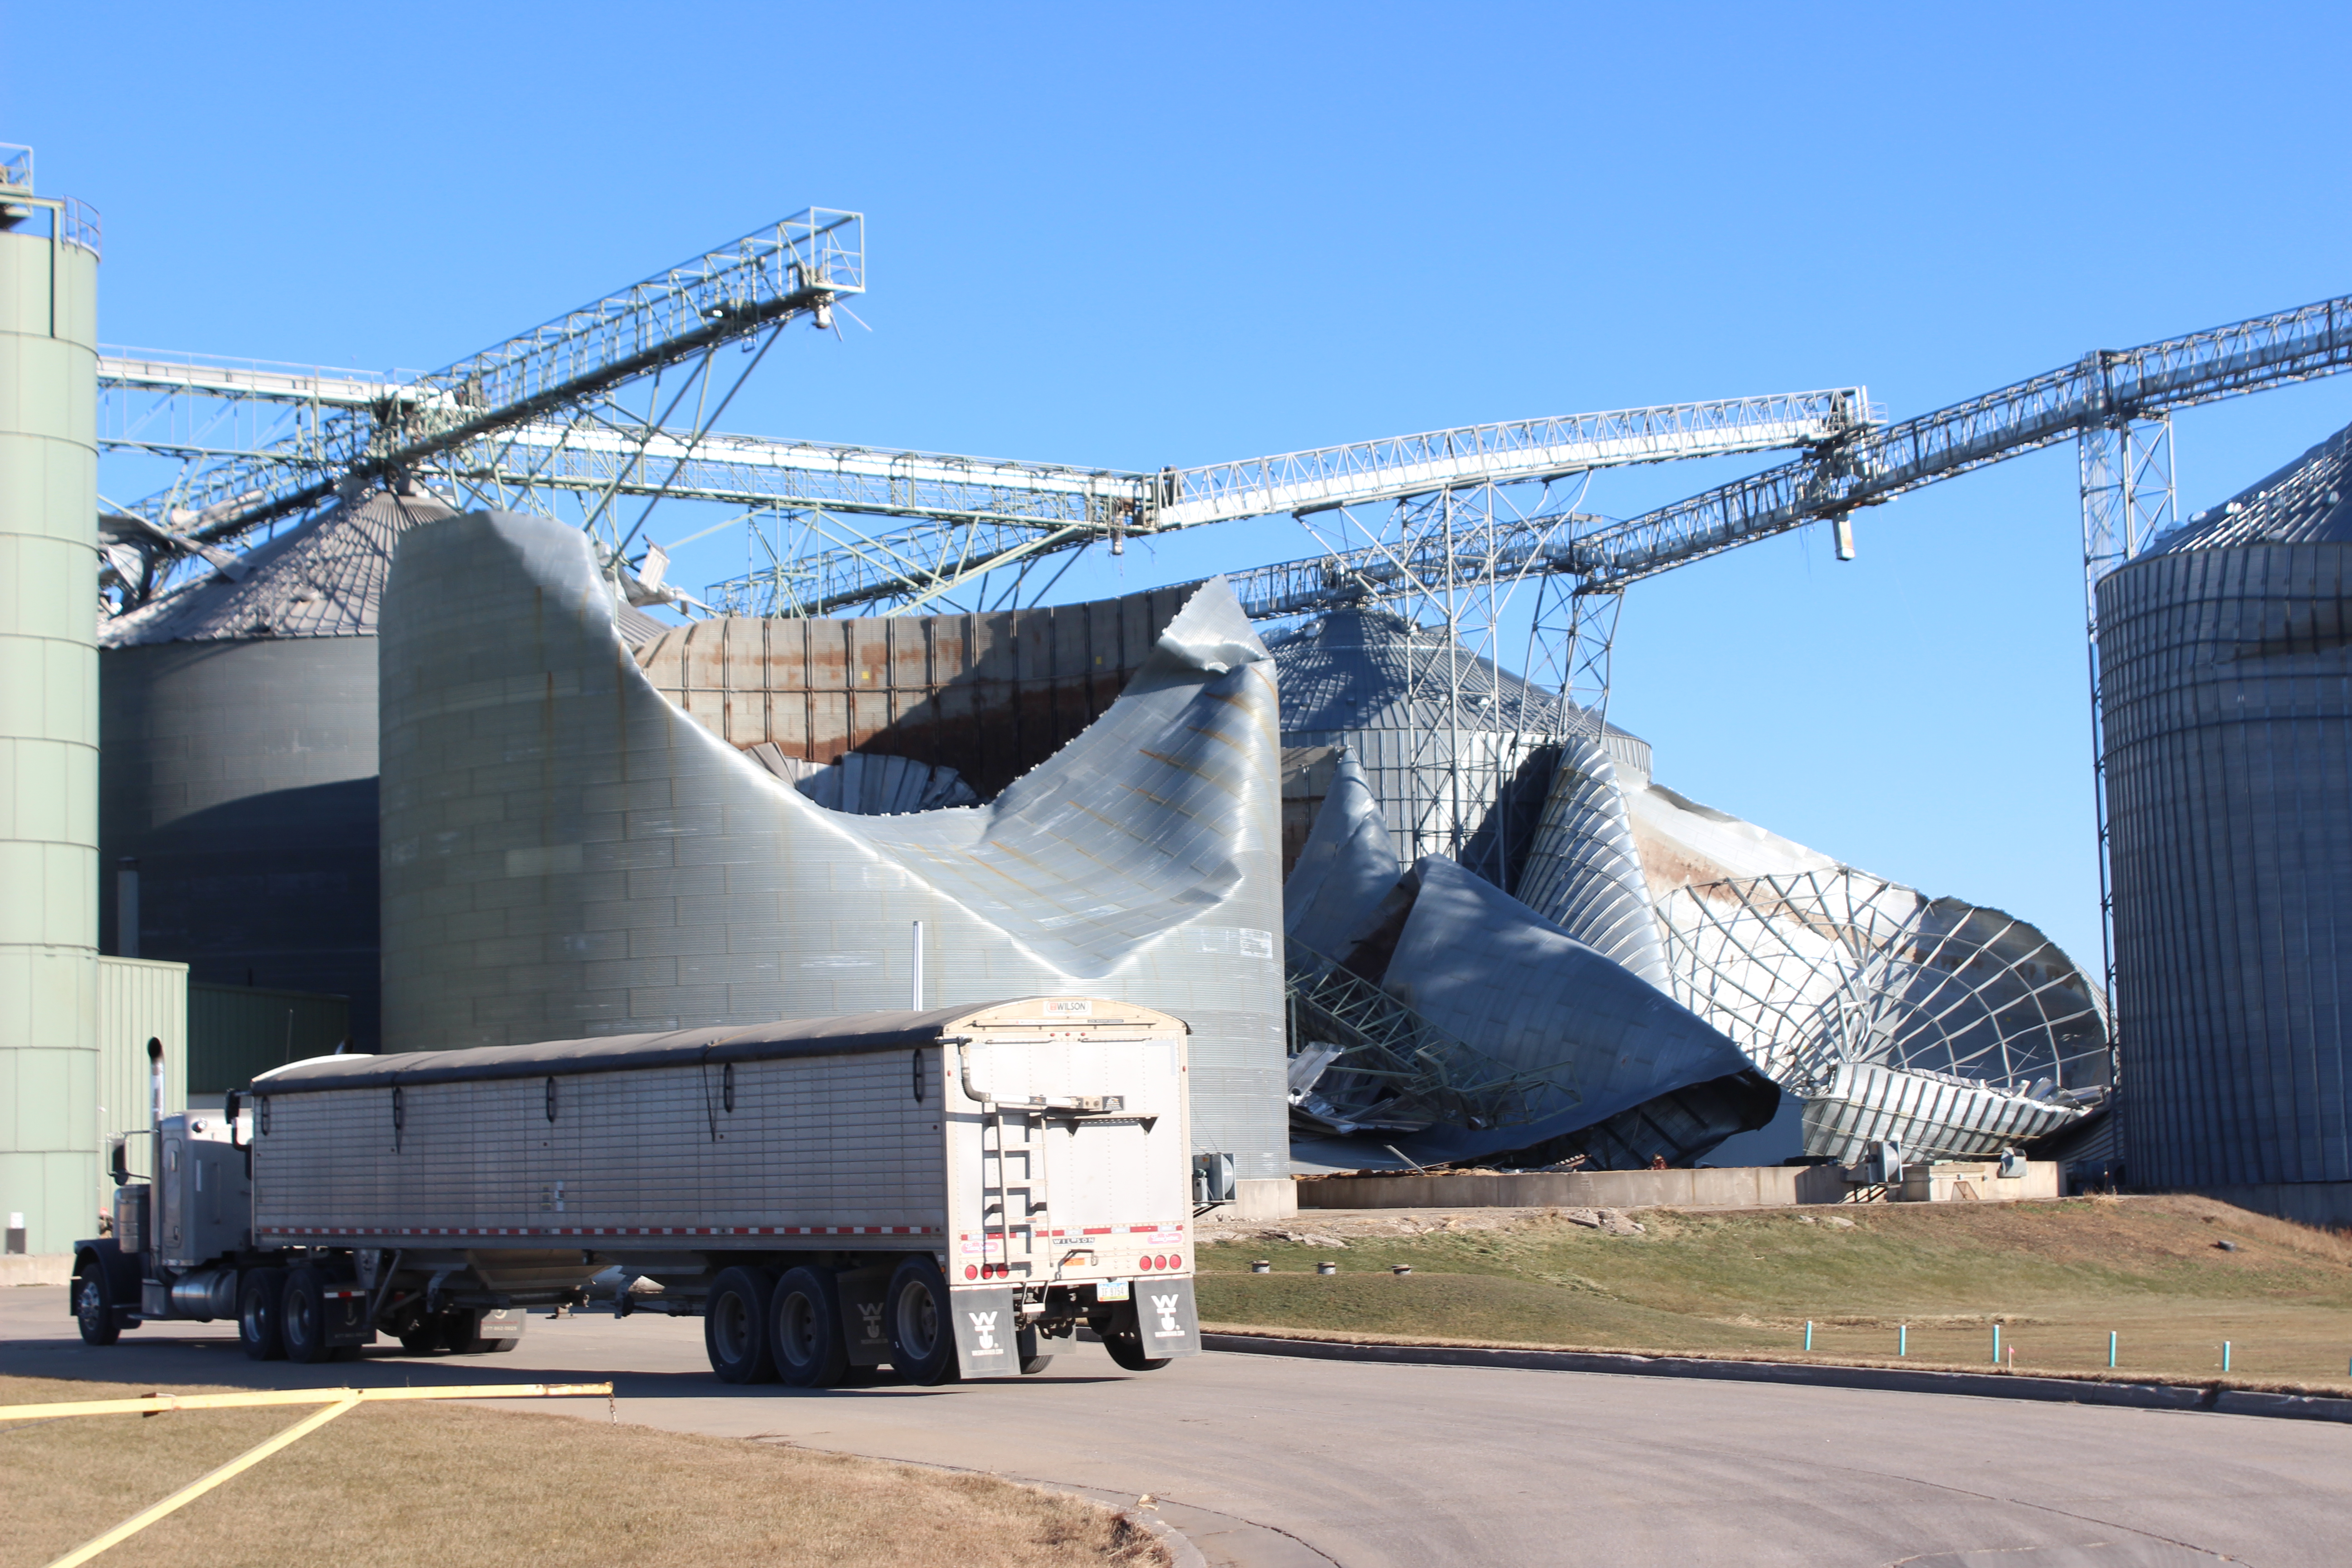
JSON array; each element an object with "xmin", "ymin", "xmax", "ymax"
[{"xmin": 13, "ymin": 1, "xmax": 2352, "ymax": 971}]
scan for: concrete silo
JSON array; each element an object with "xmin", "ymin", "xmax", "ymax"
[
  {"xmin": 2099, "ymin": 421, "xmax": 2352, "ymax": 1224},
  {"xmin": 0, "ymin": 149, "xmax": 101, "ymax": 1254}
]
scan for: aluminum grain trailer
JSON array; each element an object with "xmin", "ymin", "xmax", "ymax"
[{"xmin": 70, "ymin": 998, "xmax": 1205, "ymax": 1386}]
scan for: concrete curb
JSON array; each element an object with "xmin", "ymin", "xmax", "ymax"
[{"xmin": 1202, "ymin": 1332, "xmax": 2352, "ymax": 1426}]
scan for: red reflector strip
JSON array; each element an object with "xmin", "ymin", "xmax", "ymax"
[{"xmin": 260, "ymin": 1223, "xmax": 939, "ymax": 1238}]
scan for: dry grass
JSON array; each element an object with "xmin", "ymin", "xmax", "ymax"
[
  {"xmin": 0, "ymin": 1377, "xmax": 1166, "ymax": 1568},
  {"xmin": 1198, "ymin": 1193, "xmax": 2352, "ymax": 1393}
]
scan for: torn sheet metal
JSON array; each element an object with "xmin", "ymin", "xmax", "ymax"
[
  {"xmin": 1374, "ymin": 856, "xmax": 1764, "ymax": 1162},
  {"xmin": 1514, "ymin": 732, "xmax": 1671, "ymax": 990},
  {"xmin": 1657, "ymin": 866, "xmax": 2107, "ymax": 1160},
  {"xmin": 1281, "ymin": 748, "xmax": 1409, "ymax": 962},
  {"xmin": 377, "ymin": 511, "xmax": 1289, "ymax": 1182}
]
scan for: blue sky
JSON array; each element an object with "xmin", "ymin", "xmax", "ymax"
[{"xmin": 13, "ymin": 1, "xmax": 2352, "ymax": 970}]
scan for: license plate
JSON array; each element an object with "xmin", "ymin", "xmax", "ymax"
[{"xmin": 1096, "ymin": 1279, "xmax": 1130, "ymax": 1302}]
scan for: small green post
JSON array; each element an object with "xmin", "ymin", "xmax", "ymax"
[
  {"xmin": 1804, "ymin": 1321, "xmax": 1814, "ymax": 1352},
  {"xmin": 1992, "ymin": 1323, "xmax": 2001, "ymax": 1364},
  {"xmin": 1899, "ymin": 1324, "xmax": 1908, "ymax": 1357},
  {"xmin": 2223, "ymin": 1340, "xmax": 2232, "ymax": 1373},
  {"xmin": 2108, "ymin": 1331, "xmax": 2117, "ymax": 1370}
]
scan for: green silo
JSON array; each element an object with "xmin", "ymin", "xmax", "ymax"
[{"xmin": 0, "ymin": 146, "xmax": 101, "ymax": 1257}]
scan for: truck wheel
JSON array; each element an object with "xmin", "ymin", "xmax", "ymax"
[
  {"xmin": 1016, "ymin": 1324, "xmax": 1052, "ymax": 1377},
  {"xmin": 703, "ymin": 1266, "xmax": 778, "ymax": 1384},
  {"xmin": 770, "ymin": 1265, "xmax": 849, "ymax": 1388},
  {"xmin": 883, "ymin": 1257, "xmax": 959, "ymax": 1387},
  {"xmin": 240, "ymin": 1268, "xmax": 287, "ymax": 1361},
  {"xmin": 397, "ymin": 1313, "xmax": 445, "ymax": 1354},
  {"xmin": 74, "ymin": 1259, "xmax": 121, "ymax": 1347},
  {"xmin": 1092, "ymin": 1305, "xmax": 1171, "ymax": 1373},
  {"xmin": 281, "ymin": 1267, "xmax": 333, "ymax": 1364}
]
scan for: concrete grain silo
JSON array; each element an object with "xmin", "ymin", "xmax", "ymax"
[
  {"xmin": 0, "ymin": 148, "xmax": 102, "ymax": 1254},
  {"xmin": 2098, "ymin": 421, "xmax": 2352, "ymax": 1223}
]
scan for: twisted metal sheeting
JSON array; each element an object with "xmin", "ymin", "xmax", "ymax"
[
  {"xmin": 1657, "ymin": 867, "xmax": 2110, "ymax": 1159},
  {"xmin": 1512, "ymin": 733, "xmax": 1670, "ymax": 990}
]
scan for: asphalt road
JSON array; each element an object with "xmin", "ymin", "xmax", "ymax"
[{"xmin": 6, "ymin": 1285, "xmax": 2345, "ymax": 1568}]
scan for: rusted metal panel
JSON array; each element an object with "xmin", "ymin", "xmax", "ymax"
[{"xmin": 632, "ymin": 589, "xmax": 1190, "ymax": 800}]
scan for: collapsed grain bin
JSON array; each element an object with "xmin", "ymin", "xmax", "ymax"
[{"xmin": 376, "ymin": 511, "xmax": 1295, "ymax": 1215}]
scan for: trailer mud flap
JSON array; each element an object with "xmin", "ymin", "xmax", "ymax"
[
  {"xmin": 949, "ymin": 1286, "xmax": 1019, "ymax": 1378},
  {"xmin": 323, "ymin": 1286, "xmax": 381, "ymax": 1348},
  {"xmin": 834, "ymin": 1265, "xmax": 893, "ymax": 1367},
  {"xmin": 1137, "ymin": 1277, "xmax": 1202, "ymax": 1359}
]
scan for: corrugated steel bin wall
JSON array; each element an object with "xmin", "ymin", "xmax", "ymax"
[
  {"xmin": 2098, "ymin": 541, "xmax": 2352, "ymax": 1197},
  {"xmin": 99, "ymin": 638, "xmax": 383, "ymax": 1047},
  {"xmin": 188, "ymin": 983, "xmax": 352, "ymax": 1093},
  {"xmin": 378, "ymin": 514, "xmax": 1291, "ymax": 1186},
  {"xmin": 95, "ymin": 956, "xmax": 187, "ymax": 1202}
]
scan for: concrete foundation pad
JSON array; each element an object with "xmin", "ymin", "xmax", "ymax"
[
  {"xmin": 1, "ymin": 1254, "xmax": 72, "ymax": 1287},
  {"xmin": 1298, "ymin": 1162, "xmax": 2060, "ymax": 1210}
]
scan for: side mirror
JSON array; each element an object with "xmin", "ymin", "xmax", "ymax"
[
  {"xmin": 225, "ymin": 1090, "xmax": 244, "ymax": 1150},
  {"xmin": 108, "ymin": 1136, "xmax": 130, "ymax": 1186}
]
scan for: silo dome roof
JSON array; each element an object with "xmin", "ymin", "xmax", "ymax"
[
  {"xmin": 100, "ymin": 487, "xmax": 456, "ymax": 646},
  {"xmin": 2152, "ymin": 417, "xmax": 2352, "ymax": 555},
  {"xmin": 1267, "ymin": 606, "xmax": 1642, "ymax": 747}
]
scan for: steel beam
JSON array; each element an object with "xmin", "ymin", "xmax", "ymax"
[{"xmin": 115, "ymin": 210, "xmax": 863, "ymax": 545}]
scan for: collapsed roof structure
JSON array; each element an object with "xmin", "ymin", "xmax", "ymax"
[{"xmin": 1267, "ymin": 608, "xmax": 2110, "ymax": 1169}]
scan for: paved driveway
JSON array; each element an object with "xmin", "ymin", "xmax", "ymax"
[{"xmin": 6, "ymin": 1286, "xmax": 2342, "ymax": 1567}]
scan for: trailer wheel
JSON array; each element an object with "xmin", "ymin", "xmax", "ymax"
[
  {"xmin": 239, "ymin": 1268, "xmax": 287, "ymax": 1361},
  {"xmin": 1091, "ymin": 1305, "xmax": 1171, "ymax": 1373},
  {"xmin": 703, "ymin": 1266, "xmax": 778, "ymax": 1384},
  {"xmin": 883, "ymin": 1257, "xmax": 959, "ymax": 1387},
  {"xmin": 281, "ymin": 1267, "xmax": 334, "ymax": 1364},
  {"xmin": 1016, "ymin": 1324, "xmax": 1052, "ymax": 1377},
  {"xmin": 771, "ymin": 1266, "xmax": 849, "ymax": 1388},
  {"xmin": 397, "ymin": 1316, "xmax": 446, "ymax": 1355},
  {"xmin": 74, "ymin": 1259, "xmax": 121, "ymax": 1347}
]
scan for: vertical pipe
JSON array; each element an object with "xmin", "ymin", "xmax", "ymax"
[
  {"xmin": 2223, "ymin": 1341, "xmax": 2231, "ymax": 1374},
  {"xmin": 1804, "ymin": 1321, "xmax": 1813, "ymax": 1352},
  {"xmin": 910, "ymin": 919, "xmax": 924, "ymax": 1010},
  {"xmin": 115, "ymin": 860, "xmax": 139, "ymax": 958},
  {"xmin": 1899, "ymin": 1324, "xmax": 1907, "ymax": 1358},
  {"xmin": 1992, "ymin": 1323, "xmax": 2001, "ymax": 1364},
  {"xmin": 2108, "ymin": 1331, "xmax": 2117, "ymax": 1370}
]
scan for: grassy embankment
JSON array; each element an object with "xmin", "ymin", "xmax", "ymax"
[
  {"xmin": 1196, "ymin": 1193, "xmax": 2352, "ymax": 1392},
  {"xmin": 0, "ymin": 1376, "xmax": 1164, "ymax": 1568}
]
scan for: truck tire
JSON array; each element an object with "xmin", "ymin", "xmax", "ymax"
[
  {"xmin": 1092, "ymin": 1303, "xmax": 1171, "ymax": 1373},
  {"xmin": 1016, "ymin": 1324, "xmax": 1052, "ymax": 1377},
  {"xmin": 397, "ymin": 1315, "xmax": 446, "ymax": 1355},
  {"xmin": 74, "ymin": 1258, "xmax": 121, "ymax": 1347},
  {"xmin": 883, "ymin": 1257, "xmax": 959, "ymax": 1387},
  {"xmin": 281, "ymin": 1266, "xmax": 335, "ymax": 1364},
  {"xmin": 770, "ymin": 1265, "xmax": 850, "ymax": 1388},
  {"xmin": 703, "ymin": 1266, "xmax": 778, "ymax": 1384},
  {"xmin": 240, "ymin": 1268, "xmax": 287, "ymax": 1361}
]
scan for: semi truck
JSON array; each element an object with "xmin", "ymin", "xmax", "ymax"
[{"xmin": 70, "ymin": 998, "xmax": 1205, "ymax": 1387}]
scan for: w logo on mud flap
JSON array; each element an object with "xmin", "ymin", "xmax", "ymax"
[
  {"xmin": 967, "ymin": 1310, "xmax": 1000, "ymax": 1352},
  {"xmin": 1151, "ymin": 1294, "xmax": 1184, "ymax": 1339},
  {"xmin": 856, "ymin": 1302, "xmax": 884, "ymax": 1341}
]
